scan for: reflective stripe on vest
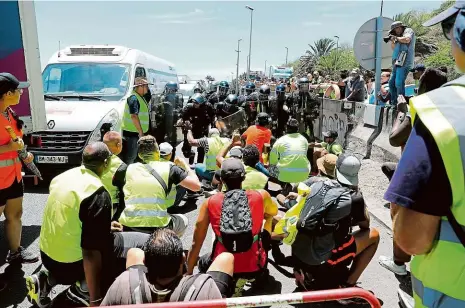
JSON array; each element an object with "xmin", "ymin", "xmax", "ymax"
[
  {"xmin": 409, "ymin": 80, "xmax": 465, "ymax": 307},
  {"xmin": 122, "ymin": 91, "xmax": 149, "ymax": 133},
  {"xmin": 120, "ymin": 161, "xmax": 174, "ymax": 228},
  {"xmin": 40, "ymin": 166, "xmax": 105, "ymax": 263},
  {"xmin": 0, "ymin": 157, "xmax": 20, "ymax": 167},
  {"xmin": 205, "ymin": 136, "xmax": 227, "ymax": 171}
]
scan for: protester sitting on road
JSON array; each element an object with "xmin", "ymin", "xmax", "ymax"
[
  {"xmin": 272, "ymin": 154, "xmax": 380, "ymax": 297},
  {"xmin": 269, "ymin": 118, "xmax": 310, "ymax": 186},
  {"xmin": 27, "ymin": 142, "xmax": 130, "ymax": 307},
  {"xmin": 379, "ymin": 67, "xmax": 448, "ymax": 275},
  {"xmin": 102, "ymin": 229, "xmax": 235, "ymax": 305},
  {"xmin": 102, "ymin": 131, "xmax": 127, "ymax": 221},
  {"xmin": 187, "ymin": 127, "xmax": 229, "ymax": 183},
  {"xmin": 119, "ymin": 136, "xmax": 201, "ymax": 236},
  {"xmin": 187, "ymin": 159, "xmax": 278, "ymax": 288},
  {"xmin": 159, "ymin": 142, "xmax": 174, "ymax": 162},
  {"xmin": 310, "ymin": 130, "xmax": 343, "ymax": 174},
  {"xmin": 241, "ymin": 112, "xmax": 272, "ymax": 164}
]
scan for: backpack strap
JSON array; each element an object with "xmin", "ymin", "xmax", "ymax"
[
  {"xmin": 177, "ymin": 274, "xmax": 213, "ymax": 301},
  {"xmin": 128, "ymin": 267, "xmax": 150, "ymax": 304},
  {"xmin": 144, "ymin": 164, "xmax": 169, "ymax": 197}
]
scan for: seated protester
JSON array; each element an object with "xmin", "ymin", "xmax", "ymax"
[
  {"xmin": 159, "ymin": 142, "xmax": 174, "ymax": 162},
  {"xmin": 378, "ymin": 67, "xmax": 448, "ymax": 275},
  {"xmin": 272, "ymin": 154, "xmax": 379, "ymax": 299},
  {"xmin": 120, "ymin": 136, "xmax": 201, "ymax": 236},
  {"xmin": 188, "ymin": 127, "xmax": 229, "ymax": 182},
  {"xmin": 376, "ymin": 71, "xmax": 391, "ymax": 105},
  {"xmin": 344, "ymin": 68, "xmax": 366, "ymax": 102},
  {"xmin": 102, "ymin": 229, "xmax": 235, "ymax": 305},
  {"xmin": 187, "ymin": 159, "xmax": 278, "ymax": 285},
  {"xmin": 309, "ymin": 130, "xmax": 342, "ymax": 174},
  {"xmin": 241, "ymin": 112, "xmax": 272, "ymax": 164},
  {"xmin": 102, "ymin": 131, "xmax": 128, "ymax": 221}
]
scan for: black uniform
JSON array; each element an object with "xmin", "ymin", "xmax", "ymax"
[
  {"xmin": 269, "ymin": 95, "xmax": 291, "ymax": 138},
  {"xmin": 288, "ymin": 91, "xmax": 319, "ymax": 137},
  {"xmin": 215, "ymin": 101, "xmax": 241, "ymax": 119},
  {"xmin": 207, "ymin": 93, "xmax": 228, "ymax": 106},
  {"xmin": 241, "ymin": 92, "xmax": 259, "ymax": 126},
  {"xmin": 181, "ymin": 102, "xmax": 214, "ymax": 163},
  {"xmin": 154, "ymin": 93, "xmax": 183, "ymax": 154}
]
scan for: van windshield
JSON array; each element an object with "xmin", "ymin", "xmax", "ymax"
[{"xmin": 42, "ymin": 63, "xmax": 131, "ymax": 101}]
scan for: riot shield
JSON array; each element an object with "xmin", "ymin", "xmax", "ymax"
[{"xmin": 215, "ymin": 109, "xmax": 248, "ymax": 137}]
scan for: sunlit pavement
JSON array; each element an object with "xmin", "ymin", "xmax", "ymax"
[{"xmin": 0, "ymin": 145, "xmax": 410, "ymax": 307}]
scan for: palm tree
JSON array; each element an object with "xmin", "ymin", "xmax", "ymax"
[
  {"xmin": 392, "ymin": 11, "xmax": 430, "ymax": 37},
  {"xmin": 306, "ymin": 38, "xmax": 336, "ymax": 60}
]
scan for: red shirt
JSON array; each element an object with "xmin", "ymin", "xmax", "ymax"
[{"xmin": 242, "ymin": 125, "xmax": 272, "ymax": 163}]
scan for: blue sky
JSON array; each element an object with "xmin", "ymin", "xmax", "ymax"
[{"xmin": 35, "ymin": 1, "xmax": 443, "ymax": 81}]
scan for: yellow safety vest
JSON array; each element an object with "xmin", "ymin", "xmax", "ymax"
[
  {"xmin": 243, "ymin": 165, "xmax": 268, "ymax": 190},
  {"xmin": 409, "ymin": 78, "xmax": 465, "ymax": 307},
  {"xmin": 120, "ymin": 161, "xmax": 176, "ymax": 228},
  {"xmin": 101, "ymin": 155, "xmax": 125, "ymax": 214},
  {"xmin": 269, "ymin": 133, "xmax": 310, "ymax": 183},
  {"xmin": 122, "ymin": 91, "xmax": 149, "ymax": 133},
  {"xmin": 40, "ymin": 166, "xmax": 106, "ymax": 263},
  {"xmin": 205, "ymin": 136, "xmax": 228, "ymax": 171}
]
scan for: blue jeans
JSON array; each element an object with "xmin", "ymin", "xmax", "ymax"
[
  {"xmin": 195, "ymin": 163, "xmax": 214, "ymax": 182},
  {"xmin": 174, "ymin": 186, "xmax": 186, "ymax": 207},
  {"xmin": 389, "ymin": 65, "xmax": 411, "ymax": 106},
  {"xmin": 122, "ymin": 134, "xmax": 139, "ymax": 164}
]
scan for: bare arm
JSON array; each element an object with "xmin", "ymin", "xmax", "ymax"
[
  {"xmin": 126, "ymin": 248, "xmax": 145, "ymax": 269},
  {"xmin": 389, "ymin": 112, "xmax": 412, "ymax": 147},
  {"xmin": 393, "ymin": 204, "xmax": 440, "ymax": 255},
  {"xmin": 130, "ymin": 114, "xmax": 144, "ymax": 137},
  {"xmin": 260, "ymin": 190, "xmax": 278, "ymax": 234},
  {"xmin": 175, "ymin": 157, "xmax": 201, "ymax": 192},
  {"xmin": 358, "ymin": 207, "xmax": 370, "ymax": 230},
  {"xmin": 187, "ymin": 130, "xmax": 200, "ymax": 147},
  {"xmin": 187, "ymin": 200, "xmax": 210, "ymax": 274},
  {"xmin": 83, "ymin": 249, "xmax": 103, "ymax": 306},
  {"xmin": 216, "ymin": 141, "xmax": 234, "ymax": 167},
  {"xmin": 397, "ymin": 36, "xmax": 411, "ymax": 44}
]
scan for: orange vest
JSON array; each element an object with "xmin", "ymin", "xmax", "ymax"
[{"xmin": 0, "ymin": 109, "xmax": 22, "ymax": 189}]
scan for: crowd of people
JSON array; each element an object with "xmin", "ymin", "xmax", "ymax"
[{"xmin": 1, "ymin": 2, "xmax": 465, "ymax": 307}]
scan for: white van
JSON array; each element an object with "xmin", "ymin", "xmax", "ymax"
[{"xmin": 26, "ymin": 45, "xmax": 178, "ymax": 172}]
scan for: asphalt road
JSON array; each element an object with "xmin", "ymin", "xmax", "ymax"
[{"xmin": 0, "ymin": 154, "xmax": 411, "ymax": 308}]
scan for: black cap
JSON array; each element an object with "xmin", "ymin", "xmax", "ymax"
[
  {"xmin": 0, "ymin": 73, "xmax": 30, "ymax": 96},
  {"xmin": 287, "ymin": 118, "xmax": 299, "ymax": 128},
  {"xmin": 410, "ymin": 64, "xmax": 426, "ymax": 73},
  {"xmin": 220, "ymin": 158, "xmax": 245, "ymax": 180}
]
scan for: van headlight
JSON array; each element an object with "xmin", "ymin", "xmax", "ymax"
[{"xmin": 88, "ymin": 109, "xmax": 120, "ymax": 144}]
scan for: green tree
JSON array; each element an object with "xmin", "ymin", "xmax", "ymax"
[
  {"xmin": 306, "ymin": 38, "xmax": 336, "ymax": 60},
  {"xmin": 317, "ymin": 46, "xmax": 358, "ymax": 76},
  {"xmin": 392, "ymin": 11, "xmax": 431, "ymax": 37}
]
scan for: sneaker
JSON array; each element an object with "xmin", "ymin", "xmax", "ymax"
[
  {"xmin": 378, "ymin": 256, "xmax": 408, "ymax": 275},
  {"xmin": 66, "ymin": 281, "xmax": 90, "ymax": 307},
  {"xmin": 6, "ymin": 246, "xmax": 39, "ymax": 264},
  {"xmin": 26, "ymin": 271, "xmax": 52, "ymax": 308}
]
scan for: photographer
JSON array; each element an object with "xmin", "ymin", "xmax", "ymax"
[{"xmin": 386, "ymin": 21, "xmax": 415, "ymax": 107}]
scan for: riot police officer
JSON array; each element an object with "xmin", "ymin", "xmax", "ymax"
[
  {"xmin": 215, "ymin": 94, "xmax": 241, "ymax": 119},
  {"xmin": 258, "ymin": 84, "xmax": 271, "ymax": 114},
  {"xmin": 179, "ymin": 93, "xmax": 214, "ymax": 164},
  {"xmin": 289, "ymin": 77, "xmax": 319, "ymax": 137},
  {"xmin": 205, "ymin": 81, "xmax": 218, "ymax": 101},
  {"xmin": 269, "ymin": 83, "xmax": 290, "ymax": 138},
  {"xmin": 240, "ymin": 82, "xmax": 259, "ymax": 126},
  {"xmin": 154, "ymin": 81, "xmax": 183, "ymax": 158},
  {"xmin": 208, "ymin": 80, "xmax": 230, "ymax": 105}
]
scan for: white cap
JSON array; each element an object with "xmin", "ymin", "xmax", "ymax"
[
  {"xmin": 336, "ymin": 154, "xmax": 361, "ymax": 186},
  {"xmin": 159, "ymin": 142, "xmax": 173, "ymax": 156}
]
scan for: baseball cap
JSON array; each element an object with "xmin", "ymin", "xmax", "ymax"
[
  {"xmin": 410, "ymin": 64, "xmax": 426, "ymax": 73},
  {"xmin": 220, "ymin": 158, "xmax": 245, "ymax": 180},
  {"xmin": 228, "ymin": 146, "xmax": 243, "ymax": 159},
  {"xmin": 133, "ymin": 77, "xmax": 152, "ymax": 87},
  {"xmin": 423, "ymin": 1, "xmax": 465, "ymax": 27},
  {"xmin": 336, "ymin": 154, "xmax": 361, "ymax": 186},
  {"xmin": 0, "ymin": 73, "xmax": 30, "ymax": 96},
  {"xmin": 316, "ymin": 154, "xmax": 337, "ymax": 178},
  {"xmin": 159, "ymin": 142, "xmax": 173, "ymax": 156}
]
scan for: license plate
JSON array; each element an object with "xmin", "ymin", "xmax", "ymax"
[{"xmin": 37, "ymin": 156, "xmax": 68, "ymax": 164}]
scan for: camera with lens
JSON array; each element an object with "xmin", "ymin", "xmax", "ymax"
[{"xmin": 383, "ymin": 35, "xmax": 393, "ymax": 43}]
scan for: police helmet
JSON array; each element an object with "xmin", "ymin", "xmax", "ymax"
[
  {"xmin": 209, "ymin": 82, "xmax": 219, "ymax": 93},
  {"xmin": 189, "ymin": 93, "xmax": 206, "ymax": 105},
  {"xmin": 276, "ymin": 84, "xmax": 286, "ymax": 95},
  {"xmin": 218, "ymin": 81, "xmax": 230, "ymax": 95},
  {"xmin": 323, "ymin": 130, "xmax": 338, "ymax": 139},
  {"xmin": 193, "ymin": 85, "xmax": 202, "ymax": 94},
  {"xmin": 225, "ymin": 94, "xmax": 238, "ymax": 105},
  {"xmin": 297, "ymin": 77, "xmax": 310, "ymax": 92},
  {"xmin": 165, "ymin": 81, "xmax": 178, "ymax": 94},
  {"xmin": 287, "ymin": 117, "xmax": 299, "ymax": 128},
  {"xmin": 245, "ymin": 81, "xmax": 256, "ymax": 95},
  {"xmin": 259, "ymin": 85, "xmax": 271, "ymax": 96},
  {"xmin": 256, "ymin": 112, "xmax": 271, "ymax": 126}
]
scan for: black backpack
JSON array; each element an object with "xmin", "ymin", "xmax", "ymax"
[
  {"xmin": 292, "ymin": 180, "xmax": 353, "ymax": 265},
  {"xmin": 218, "ymin": 189, "xmax": 255, "ymax": 253}
]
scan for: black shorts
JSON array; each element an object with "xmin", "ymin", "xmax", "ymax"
[
  {"xmin": 41, "ymin": 251, "xmax": 85, "ymax": 285},
  {"xmin": 207, "ymin": 271, "xmax": 234, "ymax": 298},
  {"xmin": 0, "ymin": 179, "xmax": 24, "ymax": 207}
]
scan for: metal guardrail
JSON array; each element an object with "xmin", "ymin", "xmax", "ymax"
[{"xmin": 100, "ymin": 288, "xmax": 382, "ymax": 308}]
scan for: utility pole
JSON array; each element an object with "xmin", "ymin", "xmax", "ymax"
[
  {"xmin": 235, "ymin": 39, "xmax": 242, "ymax": 94},
  {"xmin": 285, "ymin": 47, "xmax": 288, "ymax": 66},
  {"xmin": 264, "ymin": 60, "xmax": 267, "ymax": 77},
  {"xmin": 245, "ymin": 5, "xmax": 254, "ymax": 81}
]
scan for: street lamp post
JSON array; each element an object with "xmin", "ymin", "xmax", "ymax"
[
  {"xmin": 245, "ymin": 5, "xmax": 254, "ymax": 81},
  {"xmin": 264, "ymin": 60, "xmax": 267, "ymax": 77},
  {"xmin": 285, "ymin": 47, "xmax": 288, "ymax": 66},
  {"xmin": 235, "ymin": 38, "xmax": 242, "ymax": 94}
]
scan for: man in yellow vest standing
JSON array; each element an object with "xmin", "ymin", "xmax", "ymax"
[
  {"xmin": 120, "ymin": 136, "xmax": 201, "ymax": 236},
  {"xmin": 385, "ymin": 2, "xmax": 465, "ymax": 307},
  {"xmin": 102, "ymin": 131, "xmax": 127, "ymax": 222},
  {"xmin": 121, "ymin": 77, "xmax": 151, "ymax": 164}
]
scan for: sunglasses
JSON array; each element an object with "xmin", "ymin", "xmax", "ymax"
[{"xmin": 441, "ymin": 14, "xmax": 457, "ymax": 40}]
